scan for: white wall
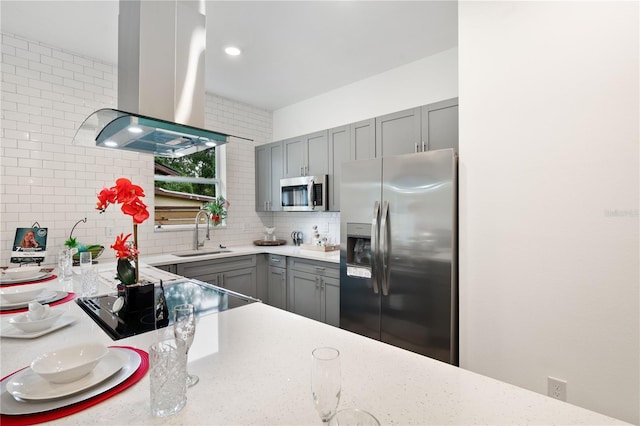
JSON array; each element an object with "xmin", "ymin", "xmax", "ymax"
[
  {"xmin": 458, "ymin": 2, "xmax": 639, "ymax": 424},
  {"xmin": 0, "ymin": 33, "xmax": 273, "ymax": 265},
  {"xmin": 272, "ymin": 47, "xmax": 458, "ymax": 141}
]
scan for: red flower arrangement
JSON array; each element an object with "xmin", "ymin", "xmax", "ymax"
[{"xmin": 97, "ymin": 178, "xmax": 149, "ymax": 285}]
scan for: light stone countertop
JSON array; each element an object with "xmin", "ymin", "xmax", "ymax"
[
  {"xmin": 142, "ymin": 244, "xmax": 340, "ymax": 267},
  {"xmin": 0, "ymin": 272, "xmax": 629, "ymax": 425}
]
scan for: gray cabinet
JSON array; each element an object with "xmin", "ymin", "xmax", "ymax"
[
  {"xmin": 176, "ymin": 255, "xmax": 258, "ymax": 307},
  {"xmin": 350, "ymin": 118, "xmax": 375, "ymax": 161},
  {"xmin": 328, "ymin": 119, "xmax": 375, "ymax": 211},
  {"xmin": 155, "ymin": 263, "xmax": 177, "ymax": 274},
  {"xmin": 287, "ymin": 258, "xmax": 339, "ymax": 326},
  {"xmin": 421, "ymin": 98, "xmax": 458, "ymax": 152},
  {"xmin": 267, "ymin": 254, "xmax": 287, "ymax": 310},
  {"xmin": 255, "ymin": 141, "xmax": 283, "ymax": 212},
  {"xmin": 375, "ymin": 107, "xmax": 422, "ymax": 157},
  {"xmin": 328, "ymin": 125, "xmax": 350, "ymax": 211},
  {"xmin": 284, "ymin": 130, "xmax": 328, "ymax": 178}
]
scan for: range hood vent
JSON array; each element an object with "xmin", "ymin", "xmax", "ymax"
[
  {"xmin": 73, "ymin": 0, "xmax": 250, "ymax": 157},
  {"xmin": 76, "ymin": 108, "xmax": 230, "ymax": 158}
]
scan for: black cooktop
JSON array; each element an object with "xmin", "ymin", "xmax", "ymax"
[{"xmin": 76, "ymin": 279, "xmax": 257, "ymax": 340}]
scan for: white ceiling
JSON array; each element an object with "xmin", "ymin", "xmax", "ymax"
[{"xmin": 0, "ymin": 1, "xmax": 458, "ymax": 111}]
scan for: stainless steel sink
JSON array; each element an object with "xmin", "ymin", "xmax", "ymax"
[{"xmin": 172, "ymin": 249, "xmax": 232, "ymax": 257}]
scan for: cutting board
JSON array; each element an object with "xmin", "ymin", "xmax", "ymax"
[{"xmin": 253, "ymin": 239, "xmax": 287, "ymax": 246}]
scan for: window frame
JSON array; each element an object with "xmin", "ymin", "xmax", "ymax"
[{"xmin": 153, "ymin": 145, "xmax": 227, "ymax": 230}]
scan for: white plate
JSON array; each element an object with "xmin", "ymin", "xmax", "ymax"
[
  {"xmin": 0, "ymin": 273, "xmax": 50, "ymax": 285},
  {"xmin": 1, "ymin": 267, "xmax": 46, "ymax": 281},
  {"xmin": 6, "ymin": 347, "xmax": 127, "ymax": 400},
  {"xmin": 0, "ymin": 348, "xmax": 141, "ymax": 415},
  {"xmin": 0, "ymin": 315, "xmax": 76, "ymax": 339},
  {"xmin": 0, "ymin": 290, "xmax": 63, "ymax": 310}
]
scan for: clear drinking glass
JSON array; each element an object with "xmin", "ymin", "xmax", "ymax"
[
  {"xmin": 57, "ymin": 249, "xmax": 72, "ymax": 282},
  {"xmin": 81, "ymin": 266, "xmax": 99, "ymax": 297},
  {"xmin": 79, "ymin": 251, "xmax": 92, "ymax": 267},
  {"xmin": 173, "ymin": 304, "xmax": 199, "ymax": 387},
  {"xmin": 311, "ymin": 347, "xmax": 341, "ymax": 423},
  {"xmin": 149, "ymin": 338, "xmax": 187, "ymax": 417}
]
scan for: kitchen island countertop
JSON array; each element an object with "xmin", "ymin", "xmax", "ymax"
[{"xmin": 0, "ymin": 274, "xmax": 628, "ymax": 425}]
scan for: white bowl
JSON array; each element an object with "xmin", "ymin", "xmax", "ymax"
[
  {"xmin": 30, "ymin": 343, "xmax": 109, "ymax": 384},
  {"xmin": 1, "ymin": 266, "xmax": 43, "ymax": 281},
  {"xmin": 9, "ymin": 309, "xmax": 64, "ymax": 333},
  {"xmin": 0, "ymin": 284, "xmax": 48, "ymax": 304}
]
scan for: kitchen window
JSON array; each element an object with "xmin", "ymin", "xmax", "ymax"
[{"xmin": 154, "ymin": 145, "xmax": 227, "ymax": 227}]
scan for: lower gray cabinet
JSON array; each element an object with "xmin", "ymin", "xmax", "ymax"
[
  {"xmin": 287, "ymin": 258, "xmax": 339, "ymax": 326},
  {"xmin": 176, "ymin": 255, "xmax": 258, "ymax": 308},
  {"xmin": 267, "ymin": 254, "xmax": 287, "ymax": 310}
]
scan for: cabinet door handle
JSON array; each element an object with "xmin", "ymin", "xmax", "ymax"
[
  {"xmin": 422, "ymin": 140, "xmax": 426, "ymax": 152},
  {"xmin": 314, "ymin": 266, "xmax": 326, "ymax": 271},
  {"xmin": 415, "ymin": 143, "xmax": 419, "ymax": 153},
  {"xmin": 315, "ymin": 277, "xmax": 320, "ymax": 289}
]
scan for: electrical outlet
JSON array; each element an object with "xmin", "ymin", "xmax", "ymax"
[{"xmin": 548, "ymin": 377, "xmax": 567, "ymax": 401}]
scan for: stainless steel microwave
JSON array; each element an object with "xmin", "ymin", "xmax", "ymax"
[{"xmin": 280, "ymin": 175, "xmax": 328, "ymax": 211}]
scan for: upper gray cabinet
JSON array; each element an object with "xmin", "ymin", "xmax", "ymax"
[
  {"xmin": 255, "ymin": 141, "xmax": 283, "ymax": 212},
  {"xmin": 283, "ymin": 130, "xmax": 329, "ymax": 178},
  {"xmin": 421, "ymin": 98, "xmax": 458, "ymax": 152},
  {"xmin": 350, "ymin": 118, "xmax": 375, "ymax": 161},
  {"xmin": 328, "ymin": 119, "xmax": 375, "ymax": 211},
  {"xmin": 375, "ymin": 107, "xmax": 422, "ymax": 157},
  {"xmin": 328, "ymin": 125, "xmax": 349, "ymax": 212}
]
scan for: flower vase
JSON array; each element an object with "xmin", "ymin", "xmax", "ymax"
[{"xmin": 123, "ymin": 282, "xmax": 155, "ymax": 314}]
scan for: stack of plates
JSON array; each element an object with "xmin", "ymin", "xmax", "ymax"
[
  {"xmin": 0, "ymin": 267, "xmax": 53, "ymax": 285},
  {"xmin": 0, "ymin": 290, "xmax": 68, "ymax": 312},
  {"xmin": 0, "ymin": 348, "xmax": 141, "ymax": 415}
]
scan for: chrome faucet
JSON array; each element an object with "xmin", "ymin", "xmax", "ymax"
[{"xmin": 194, "ymin": 209, "xmax": 210, "ymax": 250}]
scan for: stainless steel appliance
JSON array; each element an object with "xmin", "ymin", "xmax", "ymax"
[
  {"xmin": 340, "ymin": 149, "xmax": 458, "ymax": 365},
  {"xmin": 280, "ymin": 175, "xmax": 328, "ymax": 211}
]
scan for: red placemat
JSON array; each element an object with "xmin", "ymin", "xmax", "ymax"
[
  {"xmin": 0, "ymin": 346, "xmax": 149, "ymax": 426},
  {"xmin": 1, "ymin": 274, "xmax": 58, "ymax": 288},
  {"xmin": 0, "ymin": 293, "xmax": 76, "ymax": 315}
]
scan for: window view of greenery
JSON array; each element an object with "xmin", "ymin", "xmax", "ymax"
[{"xmin": 154, "ymin": 148, "xmax": 219, "ymax": 226}]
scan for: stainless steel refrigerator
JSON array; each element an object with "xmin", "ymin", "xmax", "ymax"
[{"xmin": 340, "ymin": 148, "xmax": 458, "ymax": 365}]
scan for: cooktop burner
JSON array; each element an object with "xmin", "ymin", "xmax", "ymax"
[{"xmin": 76, "ymin": 279, "xmax": 258, "ymax": 340}]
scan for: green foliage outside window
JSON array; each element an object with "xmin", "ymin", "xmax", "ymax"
[{"xmin": 155, "ymin": 149, "xmax": 217, "ymax": 198}]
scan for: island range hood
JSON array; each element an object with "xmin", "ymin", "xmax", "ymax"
[{"xmin": 73, "ymin": 0, "xmax": 247, "ymax": 157}]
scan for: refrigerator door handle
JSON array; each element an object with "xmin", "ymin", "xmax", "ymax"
[
  {"xmin": 380, "ymin": 200, "xmax": 391, "ymax": 296},
  {"xmin": 371, "ymin": 201, "xmax": 380, "ymax": 295}
]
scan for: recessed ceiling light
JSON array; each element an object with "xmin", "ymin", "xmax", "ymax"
[
  {"xmin": 104, "ymin": 140, "xmax": 118, "ymax": 147},
  {"xmin": 224, "ymin": 46, "xmax": 241, "ymax": 56}
]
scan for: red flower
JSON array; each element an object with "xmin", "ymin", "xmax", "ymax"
[
  {"xmin": 211, "ymin": 214, "xmax": 221, "ymax": 224},
  {"xmin": 114, "ymin": 178, "xmax": 145, "ymax": 205},
  {"xmin": 110, "ymin": 233, "xmax": 138, "ymax": 259},
  {"xmin": 96, "ymin": 187, "xmax": 117, "ymax": 212},
  {"xmin": 96, "ymin": 178, "xmax": 149, "ymax": 224},
  {"xmin": 121, "ymin": 198, "xmax": 150, "ymax": 224}
]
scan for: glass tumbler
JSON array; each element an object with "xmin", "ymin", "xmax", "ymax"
[
  {"xmin": 57, "ymin": 249, "xmax": 72, "ymax": 282},
  {"xmin": 149, "ymin": 338, "xmax": 187, "ymax": 417},
  {"xmin": 81, "ymin": 266, "xmax": 99, "ymax": 297}
]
